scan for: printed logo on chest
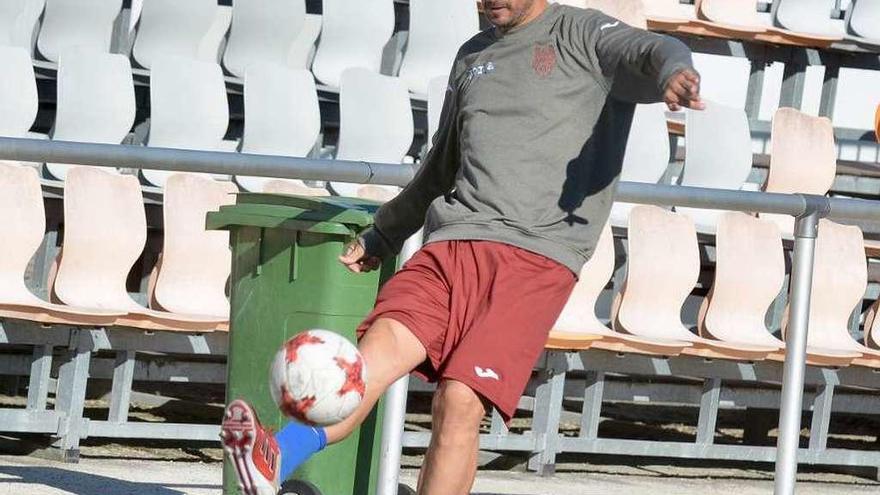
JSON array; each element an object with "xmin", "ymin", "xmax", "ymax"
[{"xmin": 532, "ymin": 43, "xmax": 557, "ymax": 78}]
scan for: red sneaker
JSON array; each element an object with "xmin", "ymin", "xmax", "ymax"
[{"xmin": 221, "ymin": 399, "xmax": 281, "ymax": 495}]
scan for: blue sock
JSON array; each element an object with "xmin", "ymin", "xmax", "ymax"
[{"xmin": 274, "ymin": 422, "xmax": 328, "ymax": 481}]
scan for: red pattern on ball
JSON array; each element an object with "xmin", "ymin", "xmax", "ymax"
[
  {"xmin": 335, "ymin": 355, "xmax": 366, "ymax": 398},
  {"xmin": 279, "ymin": 385, "xmax": 316, "ymax": 422},
  {"xmin": 285, "ymin": 332, "xmax": 324, "ymax": 363}
]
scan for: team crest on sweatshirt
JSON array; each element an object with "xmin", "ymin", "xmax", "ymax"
[{"xmin": 532, "ymin": 44, "xmax": 557, "ymax": 78}]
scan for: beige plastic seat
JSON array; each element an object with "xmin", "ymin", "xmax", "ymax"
[
  {"xmin": 547, "ymin": 223, "xmax": 690, "ymax": 356},
  {"xmin": 785, "ymin": 220, "xmax": 876, "ymax": 366},
  {"xmin": 152, "ymin": 174, "xmax": 236, "ymax": 319},
  {"xmin": 760, "ymin": 108, "xmax": 837, "ymax": 236},
  {"xmin": 614, "ymin": 206, "xmax": 777, "ymax": 360},
  {"xmin": 696, "ymin": 0, "xmax": 769, "ymax": 34},
  {"xmin": 0, "ymin": 163, "xmax": 121, "ymax": 325},
  {"xmin": 642, "ymin": 0, "xmax": 697, "ymax": 31},
  {"xmin": 53, "ymin": 167, "xmax": 226, "ymax": 331},
  {"xmin": 583, "ymin": 0, "xmax": 647, "ymax": 29}
]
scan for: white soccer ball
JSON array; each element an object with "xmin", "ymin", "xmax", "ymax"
[{"xmin": 269, "ymin": 329, "xmax": 367, "ymax": 426}]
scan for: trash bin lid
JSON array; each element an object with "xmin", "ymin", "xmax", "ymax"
[{"xmin": 206, "ymin": 193, "xmax": 380, "ymax": 235}]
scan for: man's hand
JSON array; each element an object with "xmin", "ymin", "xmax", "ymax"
[
  {"xmin": 339, "ymin": 238, "xmax": 382, "ymax": 273},
  {"xmin": 664, "ymin": 69, "xmax": 705, "ymax": 111}
]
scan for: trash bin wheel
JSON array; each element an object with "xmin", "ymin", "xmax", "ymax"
[
  {"xmin": 398, "ymin": 483, "xmax": 417, "ymax": 495},
  {"xmin": 278, "ymin": 479, "xmax": 322, "ymax": 495}
]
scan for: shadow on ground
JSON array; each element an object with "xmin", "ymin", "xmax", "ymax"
[{"xmin": 0, "ymin": 465, "xmax": 219, "ymax": 495}]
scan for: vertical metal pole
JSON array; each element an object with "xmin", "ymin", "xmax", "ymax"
[
  {"xmin": 376, "ymin": 232, "xmax": 423, "ymax": 495},
  {"xmin": 774, "ymin": 211, "xmax": 821, "ymax": 495}
]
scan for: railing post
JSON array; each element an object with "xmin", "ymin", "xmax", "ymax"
[{"xmin": 774, "ymin": 196, "xmax": 828, "ymax": 495}]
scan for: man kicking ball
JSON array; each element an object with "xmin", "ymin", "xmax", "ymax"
[{"xmin": 223, "ymin": 0, "xmax": 704, "ymax": 493}]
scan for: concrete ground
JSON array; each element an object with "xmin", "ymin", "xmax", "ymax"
[{"xmin": 0, "ymin": 454, "xmax": 877, "ymax": 495}]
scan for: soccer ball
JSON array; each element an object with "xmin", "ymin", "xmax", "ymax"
[{"xmin": 269, "ymin": 330, "xmax": 367, "ymax": 426}]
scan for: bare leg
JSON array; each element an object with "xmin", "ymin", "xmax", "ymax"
[
  {"xmin": 325, "ymin": 317, "xmax": 427, "ymax": 444},
  {"xmin": 417, "ymin": 380, "xmax": 487, "ymax": 495}
]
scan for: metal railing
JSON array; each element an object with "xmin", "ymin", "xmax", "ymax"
[{"xmin": 3, "ymin": 136, "xmax": 880, "ymax": 495}]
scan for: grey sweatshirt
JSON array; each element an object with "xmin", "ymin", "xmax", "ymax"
[{"xmin": 362, "ymin": 4, "xmax": 695, "ymax": 274}]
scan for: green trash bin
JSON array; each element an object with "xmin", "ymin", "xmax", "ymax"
[{"xmin": 207, "ymin": 193, "xmax": 398, "ymax": 495}]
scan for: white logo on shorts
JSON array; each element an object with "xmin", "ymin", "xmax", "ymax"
[
  {"xmin": 474, "ymin": 366, "xmax": 500, "ymax": 380},
  {"xmin": 600, "ymin": 21, "xmax": 620, "ymax": 31}
]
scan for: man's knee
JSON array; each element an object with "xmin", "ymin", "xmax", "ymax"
[{"xmin": 431, "ymin": 380, "xmax": 487, "ymax": 441}]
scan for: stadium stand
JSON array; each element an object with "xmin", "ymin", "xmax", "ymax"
[
  {"xmin": 0, "ymin": 0, "xmax": 44, "ymax": 50},
  {"xmin": 760, "ymin": 107, "xmax": 837, "ymax": 235},
  {"xmin": 329, "ymin": 67, "xmax": 413, "ymax": 200},
  {"xmin": 131, "ymin": 0, "xmax": 230, "ymax": 70},
  {"xmin": 846, "ymin": 0, "xmax": 880, "ymax": 46},
  {"xmin": 675, "ymin": 101, "xmax": 753, "ymax": 233},
  {"xmin": 45, "ymin": 49, "xmax": 136, "ymax": 181},
  {"xmin": 236, "ymin": 64, "xmax": 326, "ymax": 195},
  {"xmin": 0, "ymin": 47, "xmax": 37, "ymax": 144},
  {"xmin": 311, "ymin": 0, "xmax": 395, "ymax": 88},
  {"xmin": 398, "ymin": 0, "xmax": 478, "ymax": 96},
  {"xmin": 222, "ymin": 0, "xmax": 306, "ymax": 79},
  {"xmin": 151, "ymin": 173, "xmax": 236, "ymax": 319},
  {"xmin": 141, "ymin": 56, "xmax": 229, "ymax": 188},
  {"xmin": 36, "ymin": 0, "xmax": 122, "ymax": 63},
  {"xmin": 608, "ymin": 103, "xmax": 670, "ymax": 227}
]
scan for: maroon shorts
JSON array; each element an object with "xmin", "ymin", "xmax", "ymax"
[{"xmin": 356, "ymin": 240, "xmax": 576, "ymax": 422}]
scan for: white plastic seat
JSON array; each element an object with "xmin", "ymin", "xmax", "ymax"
[
  {"xmin": 760, "ymin": 108, "xmax": 837, "ymax": 236},
  {"xmin": 772, "ymin": 0, "xmax": 844, "ymax": 40},
  {"xmin": 398, "ymin": 0, "xmax": 478, "ymax": 96},
  {"xmin": 0, "ymin": 163, "xmax": 122, "ymax": 325},
  {"xmin": 609, "ymin": 103, "xmax": 670, "ymax": 227},
  {"xmin": 223, "ymin": 0, "xmax": 306, "ymax": 79},
  {"xmin": 236, "ymin": 64, "xmax": 325, "ymax": 195},
  {"xmin": 426, "ymin": 75, "xmax": 449, "ymax": 154},
  {"xmin": 142, "ymin": 56, "xmax": 229, "ymax": 188},
  {"xmin": 330, "ymin": 68, "xmax": 414, "ymax": 200},
  {"xmin": 846, "ymin": 0, "xmax": 880, "ymax": 45},
  {"xmin": 288, "ymin": 14, "xmax": 322, "ymax": 70},
  {"xmin": 46, "ymin": 49, "xmax": 136, "ymax": 181},
  {"xmin": 311, "ymin": 0, "xmax": 395, "ymax": 88},
  {"xmin": 548, "ymin": 223, "xmax": 690, "ymax": 355},
  {"xmin": 132, "ymin": 0, "xmax": 228, "ymax": 70},
  {"xmin": 615, "ymin": 206, "xmax": 777, "ymax": 360},
  {"xmin": 582, "ymin": 0, "xmax": 648, "ymax": 29},
  {"xmin": 37, "ymin": 0, "xmax": 122, "ymax": 63},
  {"xmin": 0, "ymin": 47, "xmax": 38, "ymax": 141},
  {"xmin": 0, "ymin": 0, "xmax": 45, "ymax": 49},
  {"xmin": 675, "ymin": 101, "xmax": 753, "ymax": 233},
  {"xmin": 643, "ymin": 0, "xmax": 697, "ymax": 24},
  {"xmin": 153, "ymin": 174, "xmax": 236, "ymax": 319},
  {"xmin": 696, "ymin": 0, "xmax": 770, "ymax": 33},
  {"xmin": 54, "ymin": 166, "xmax": 226, "ymax": 331}
]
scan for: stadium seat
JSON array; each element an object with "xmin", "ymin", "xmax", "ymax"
[
  {"xmin": 0, "ymin": 163, "xmax": 122, "ymax": 325},
  {"xmin": 845, "ymin": 0, "xmax": 880, "ymax": 46},
  {"xmin": 288, "ymin": 14, "xmax": 322, "ymax": 70},
  {"xmin": 582, "ymin": 0, "xmax": 648, "ymax": 28},
  {"xmin": 761, "ymin": 108, "xmax": 837, "ymax": 235},
  {"xmin": 329, "ymin": 68, "xmax": 414, "ymax": 200},
  {"xmin": 692, "ymin": 0, "xmax": 772, "ymax": 38},
  {"xmin": 46, "ymin": 49, "xmax": 136, "ymax": 181},
  {"xmin": 37, "ymin": 0, "xmax": 122, "ymax": 63},
  {"xmin": 547, "ymin": 223, "xmax": 690, "ymax": 355},
  {"xmin": 311, "ymin": 0, "xmax": 395, "ymax": 88},
  {"xmin": 152, "ymin": 173, "xmax": 236, "ymax": 319},
  {"xmin": 0, "ymin": 47, "xmax": 38, "ymax": 143},
  {"xmin": 223, "ymin": 0, "xmax": 306, "ymax": 79},
  {"xmin": 426, "ymin": 75, "xmax": 449, "ymax": 153},
  {"xmin": 0, "ymin": 0, "xmax": 45, "ymax": 49},
  {"xmin": 675, "ymin": 101, "xmax": 753, "ymax": 233},
  {"xmin": 642, "ymin": 0, "xmax": 697, "ymax": 30},
  {"xmin": 787, "ymin": 220, "xmax": 879, "ymax": 365},
  {"xmin": 398, "ymin": 0, "xmax": 479, "ymax": 96},
  {"xmin": 236, "ymin": 64, "xmax": 326, "ymax": 195},
  {"xmin": 53, "ymin": 166, "xmax": 225, "ymax": 331},
  {"xmin": 608, "ymin": 103, "xmax": 670, "ymax": 227},
  {"xmin": 771, "ymin": 0, "xmax": 844, "ymax": 41},
  {"xmin": 132, "ymin": 0, "xmax": 229, "ymax": 70},
  {"xmin": 614, "ymin": 205, "xmax": 777, "ymax": 360},
  {"xmin": 142, "ymin": 56, "xmax": 229, "ymax": 188}
]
